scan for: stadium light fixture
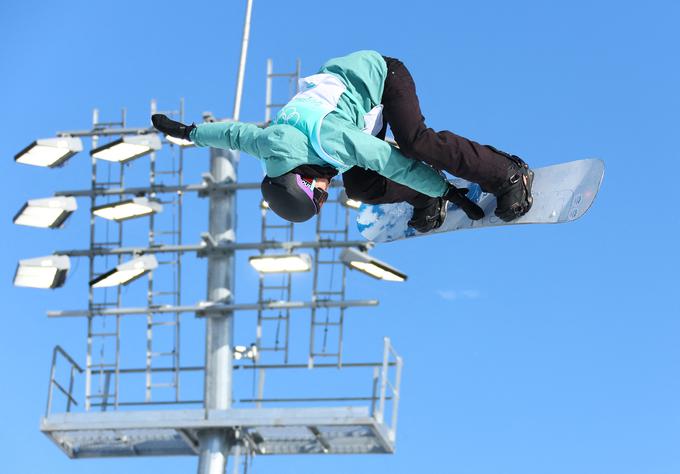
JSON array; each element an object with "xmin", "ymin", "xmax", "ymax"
[
  {"xmin": 339, "ymin": 190, "xmax": 361, "ymax": 209},
  {"xmin": 90, "ymin": 134, "xmax": 161, "ymax": 163},
  {"xmin": 14, "ymin": 255, "xmax": 70, "ymax": 289},
  {"xmin": 92, "ymin": 197, "xmax": 162, "ymax": 222},
  {"xmin": 165, "ymin": 135, "xmax": 195, "ymax": 147},
  {"xmin": 249, "ymin": 253, "xmax": 312, "ymax": 273},
  {"xmin": 340, "ymin": 247, "xmax": 407, "ymax": 282},
  {"xmin": 13, "ymin": 196, "xmax": 77, "ymax": 228},
  {"xmin": 90, "ymin": 255, "xmax": 158, "ymax": 288},
  {"xmin": 14, "ymin": 137, "xmax": 83, "ymax": 168}
]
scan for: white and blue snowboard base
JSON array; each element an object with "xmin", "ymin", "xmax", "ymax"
[{"xmin": 357, "ymin": 158, "xmax": 604, "ymax": 243}]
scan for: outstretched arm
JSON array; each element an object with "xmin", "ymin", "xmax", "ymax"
[
  {"xmin": 189, "ymin": 122, "xmax": 266, "ymax": 157},
  {"xmin": 152, "ymin": 114, "xmax": 266, "ymax": 158}
]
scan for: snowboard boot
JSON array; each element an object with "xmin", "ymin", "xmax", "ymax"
[
  {"xmin": 485, "ymin": 146, "xmax": 534, "ymax": 222},
  {"xmin": 151, "ymin": 114, "xmax": 196, "ymax": 140},
  {"xmin": 408, "ymin": 196, "xmax": 447, "ymax": 233}
]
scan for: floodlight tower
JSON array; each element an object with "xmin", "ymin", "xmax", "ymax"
[{"xmin": 14, "ymin": 2, "xmax": 407, "ymax": 474}]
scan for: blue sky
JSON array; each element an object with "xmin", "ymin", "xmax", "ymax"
[{"xmin": 1, "ymin": 1, "xmax": 679, "ymax": 473}]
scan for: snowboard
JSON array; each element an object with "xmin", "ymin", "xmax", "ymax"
[{"xmin": 356, "ymin": 158, "xmax": 604, "ymax": 243}]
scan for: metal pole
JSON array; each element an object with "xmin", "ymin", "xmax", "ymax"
[
  {"xmin": 232, "ymin": 0, "xmax": 253, "ymax": 121},
  {"xmin": 198, "ymin": 431, "xmax": 231, "ymax": 474},
  {"xmin": 85, "ymin": 107, "xmax": 99, "ymax": 412},
  {"xmin": 54, "ymin": 176, "xmax": 345, "ymax": 197},
  {"xmin": 265, "ymin": 58, "xmax": 272, "ymax": 123},
  {"xmin": 198, "ymin": 1, "xmax": 252, "ymax": 467},
  {"xmin": 197, "ymin": 146, "xmax": 238, "ymax": 474},
  {"xmin": 55, "ymin": 238, "xmax": 369, "ymax": 258},
  {"xmin": 46, "ymin": 348, "xmax": 58, "ymax": 416},
  {"xmin": 47, "ymin": 299, "xmax": 379, "ymax": 318},
  {"xmin": 377, "ymin": 337, "xmax": 390, "ymax": 423}
]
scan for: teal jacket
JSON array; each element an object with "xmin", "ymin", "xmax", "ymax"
[{"xmin": 189, "ymin": 50, "xmax": 448, "ymax": 198}]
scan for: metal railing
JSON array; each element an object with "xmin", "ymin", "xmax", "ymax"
[
  {"xmin": 371, "ymin": 337, "xmax": 403, "ymax": 443},
  {"xmin": 45, "ymin": 339, "xmax": 402, "ymax": 423},
  {"xmin": 46, "ymin": 346, "xmax": 84, "ymax": 416}
]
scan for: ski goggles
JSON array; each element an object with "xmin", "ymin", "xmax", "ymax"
[{"xmin": 297, "ymin": 175, "xmax": 328, "ymax": 213}]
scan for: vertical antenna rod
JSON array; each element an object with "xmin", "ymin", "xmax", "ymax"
[{"xmin": 232, "ymin": 0, "xmax": 253, "ymax": 121}]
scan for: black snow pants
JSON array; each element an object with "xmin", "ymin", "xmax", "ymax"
[{"xmin": 342, "ymin": 56, "xmax": 510, "ymax": 207}]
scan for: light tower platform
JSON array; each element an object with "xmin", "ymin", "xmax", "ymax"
[
  {"xmin": 42, "ymin": 406, "xmax": 396, "ymax": 458},
  {"xmin": 42, "ymin": 339, "xmax": 402, "ymax": 460}
]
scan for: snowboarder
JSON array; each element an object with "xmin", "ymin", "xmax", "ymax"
[{"xmin": 152, "ymin": 50, "xmax": 533, "ymax": 232}]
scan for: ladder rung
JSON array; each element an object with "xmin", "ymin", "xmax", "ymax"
[
  {"xmin": 312, "ymin": 322, "xmax": 341, "ymax": 327},
  {"xmin": 148, "ymin": 382, "xmax": 177, "ymax": 388},
  {"xmin": 151, "ymin": 291, "xmax": 179, "ymax": 296},
  {"xmin": 157, "ymin": 170, "xmax": 179, "ymax": 175},
  {"xmin": 262, "ymin": 285, "xmax": 289, "ymax": 290},
  {"xmin": 92, "ymin": 240, "xmax": 122, "ymax": 245},
  {"xmin": 88, "ymin": 393, "xmax": 116, "ymax": 399},
  {"xmin": 150, "ymin": 351, "xmax": 175, "ymax": 357},
  {"xmin": 265, "ymin": 224, "xmax": 293, "ymax": 229},
  {"xmin": 156, "ymin": 231, "xmax": 180, "ymax": 235},
  {"xmin": 318, "ymin": 230, "xmax": 346, "ymax": 234},
  {"xmin": 259, "ymin": 347, "xmax": 286, "ymax": 352},
  {"xmin": 311, "ymin": 353, "xmax": 340, "ymax": 358},
  {"xmin": 89, "ymin": 363, "xmax": 117, "ymax": 368},
  {"xmin": 267, "ymin": 72, "xmax": 296, "ymax": 78},
  {"xmin": 157, "ymin": 260, "xmax": 179, "ymax": 265},
  {"xmin": 150, "ymin": 321, "xmax": 178, "ymax": 327},
  {"xmin": 91, "ymin": 332, "xmax": 118, "ymax": 337},
  {"xmin": 261, "ymin": 315, "xmax": 289, "ymax": 321},
  {"xmin": 315, "ymin": 291, "xmax": 343, "ymax": 295}
]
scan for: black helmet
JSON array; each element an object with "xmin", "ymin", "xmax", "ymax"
[{"xmin": 261, "ymin": 172, "xmax": 329, "ymax": 223}]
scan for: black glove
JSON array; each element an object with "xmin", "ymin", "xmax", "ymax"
[
  {"xmin": 151, "ymin": 114, "xmax": 195, "ymax": 140},
  {"xmin": 445, "ymin": 184, "xmax": 485, "ymax": 221}
]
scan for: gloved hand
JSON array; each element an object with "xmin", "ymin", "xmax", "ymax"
[
  {"xmin": 151, "ymin": 114, "xmax": 196, "ymax": 140},
  {"xmin": 445, "ymin": 184, "xmax": 485, "ymax": 221}
]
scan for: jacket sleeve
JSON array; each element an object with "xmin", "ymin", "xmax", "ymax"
[
  {"xmin": 323, "ymin": 125, "xmax": 449, "ymax": 198},
  {"xmin": 189, "ymin": 122, "xmax": 265, "ymax": 158}
]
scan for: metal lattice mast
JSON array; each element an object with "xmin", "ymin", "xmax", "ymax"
[
  {"xmin": 145, "ymin": 99, "xmax": 185, "ymax": 403},
  {"xmin": 256, "ymin": 208, "xmax": 294, "ymax": 363},
  {"xmin": 309, "ymin": 189, "xmax": 351, "ymax": 368},
  {"xmin": 256, "ymin": 58, "xmax": 301, "ymax": 365},
  {"xmin": 86, "ymin": 108, "xmax": 127, "ymax": 411}
]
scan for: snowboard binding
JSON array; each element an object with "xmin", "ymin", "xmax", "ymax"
[
  {"xmin": 485, "ymin": 146, "xmax": 534, "ymax": 222},
  {"xmin": 408, "ymin": 197, "xmax": 447, "ymax": 233}
]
